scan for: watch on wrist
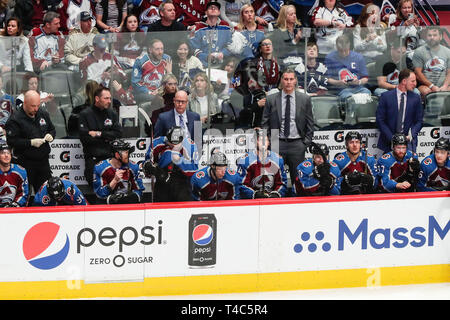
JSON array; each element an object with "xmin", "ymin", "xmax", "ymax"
[{"xmin": 429, "ymin": 83, "xmax": 434, "ymax": 89}]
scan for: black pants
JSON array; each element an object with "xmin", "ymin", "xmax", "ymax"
[
  {"xmin": 84, "ymin": 156, "xmax": 109, "ymax": 188},
  {"xmin": 20, "ymin": 159, "xmax": 52, "ymax": 194},
  {"xmin": 153, "ymin": 174, "xmax": 192, "ymax": 202},
  {"xmin": 279, "ymin": 138, "xmax": 307, "ymax": 188}
]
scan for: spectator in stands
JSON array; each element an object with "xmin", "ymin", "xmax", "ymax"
[
  {"xmin": 353, "ymin": 3, "xmax": 387, "ymax": 64},
  {"xmin": 79, "ymin": 33, "xmax": 127, "ymax": 88},
  {"xmin": 0, "ymin": 73, "xmax": 15, "ymax": 136},
  {"xmin": 14, "ymin": 0, "xmax": 58, "ymax": 35},
  {"xmin": 28, "ymin": 11, "xmax": 66, "ymax": 72},
  {"xmin": 234, "ymin": 3, "xmax": 266, "ymax": 59},
  {"xmin": 413, "ymin": 26, "xmax": 450, "ymax": 97},
  {"xmin": 95, "ymin": 0, "xmax": 127, "ymax": 33},
  {"xmin": 217, "ymin": 0, "xmax": 246, "ymax": 28},
  {"xmin": 271, "ymin": 4, "xmax": 303, "ymax": 59},
  {"xmin": 214, "ymin": 56, "xmax": 238, "ymax": 100},
  {"xmin": 58, "ymin": 0, "xmax": 96, "ymax": 34},
  {"xmin": 310, "ymin": 0, "xmax": 353, "ymax": 56},
  {"xmin": 144, "ymin": 0, "xmax": 186, "ymax": 32},
  {"xmin": 150, "ymin": 73, "xmax": 178, "ymax": 128},
  {"xmin": 131, "ymin": 0, "xmax": 161, "ymax": 33},
  {"xmin": 171, "ymin": 40, "xmax": 204, "ymax": 92},
  {"xmin": 114, "ymin": 14, "xmax": 145, "ymax": 70},
  {"xmin": 0, "ymin": 16, "xmax": 33, "ymax": 73},
  {"xmin": 15, "ymin": 72, "xmax": 55, "ymax": 110},
  {"xmin": 131, "ymin": 38, "xmax": 172, "ymax": 104},
  {"xmin": 296, "ymin": 41, "xmax": 328, "ymax": 95},
  {"xmin": 6, "ymin": 90, "xmax": 55, "ymax": 193},
  {"xmin": 374, "ymin": 37, "xmax": 419, "ymax": 97},
  {"xmin": 173, "ymin": 0, "xmax": 208, "ymax": 29},
  {"xmin": 78, "ymin": 86, "xmax": 122, "ymax": 187},
  {"xmin": 251, "ymin": 0, "xmax": 278, "ymax": 25},
  {"xmin": 251, "ymin": 37, "xmax": 280, "ymax": 92},
  {"xmin": 189, "ymin": 1, "xmax": 233, "ymax": 68},
  {"xmin": 0, "ymin": 0, "xmax": 12, "ymax": 31},
  {"xmin": 325, "ymin": 34, "xmax": 371, "ymax": 100},
  {"xmin": 188, "ymin": 72, "xmax": 219, "ymax": 129},
  {"xmin": 392, "ymin": 0, "xmax": 424, "ymax": 53},
  {"xmin": 64, "ymin": 11, "xmax": 99, "ymax": 72}
]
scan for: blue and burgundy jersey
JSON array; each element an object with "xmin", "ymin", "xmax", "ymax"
[
  {"xmin": 131, "ymin": 52, "xmax": 171, "ymax": 94},
  {"xmin": 377, "ymin": 150, "xmax": 418, "ymax": 193},
  {"xmin": 0, "ymin": 164, "xmax": 28, "ymax": 206},
  {"xmin": 333, "ymin": 150, "xmax": 378, "ymax": 188},
  {"xmin": 93, "ymin": 159, "xmax": 145, "ymax": 200},
  {"xmin": 190, "ymin": 166, "xmax": 246, "ymax": 201},
  {"xmin": 418, "ymin": 154, "xmax": 450, "ymax": 192},
  {"xmin": 33, "ymin": 179, "xmax": 87, "ymax": 206},
  {"xmin": 236, "ymin": 150, "xmax": 287, "ymax": 198},
  {"xmin": 145, "ymin": 136, "xmax": 199, "ymax": 177},
  {"xmin": 133, "ymin": 0, "xmax": 162, "ymax": 27},
  {"xmin": 294, "ymin": 159, "xmax": 342, "ymax": 196}
]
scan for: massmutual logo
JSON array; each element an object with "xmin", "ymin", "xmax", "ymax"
[{"xmin": 293, "ymin": 216, "xmax": 449, "ymax": 253}]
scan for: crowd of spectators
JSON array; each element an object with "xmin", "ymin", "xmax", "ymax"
[{"xmin": 0, "ymin": 0, "xmax": 448, "ymax": 205}]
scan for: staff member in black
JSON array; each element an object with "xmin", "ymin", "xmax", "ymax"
[
  {"xmin": 78, "ymin": 87, "xmax": 122, "ymax": 187},
  {"xmin": 5, "ymin": 90, "xmax": 56, "ymax": 193},
  {"xmin": 262, "ymin": 68, "xmax": 314, "ymax": 186}
]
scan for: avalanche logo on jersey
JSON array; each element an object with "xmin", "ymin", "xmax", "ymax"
[
  {"xmin": 387, "ymin": 69, "xmax": 400, "ymax": 84},
  {"xmin": 425, "ymin": 57, "xmax": 446, "ymax": 72},
  {"xmin": 338, "ymin": 68, "xmax": 358, "ymax": 82},
  {"xmin": 104, "ymin": 118, "xmax": 112, "ymax": 126},
  {"xmin": 192, "ymin": 224, "xmax": 213, "ymax": 246},
  {"xmin": 39, "ymin": 118, "xmax": 46, "ymax": 126},
  {"xmin": 251, "ymin": 174, "xmax": 275, "ymax": 190},
  {"xmin": 0, "ymin": 181, "xmax": 16, "ymax": 204}
]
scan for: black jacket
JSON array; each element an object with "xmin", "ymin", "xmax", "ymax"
[
  {"xmin": 78, "ymin": 105, "xmax": 122, "ymax": 159},
  {"xmin": 14, "ymin": 0, "xmax": 61, "ymax": 33},
  {"xmin": 5, "ymin": 107, "xmax": 56, "ymax": 162}
]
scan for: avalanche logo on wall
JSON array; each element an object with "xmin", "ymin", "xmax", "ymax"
[
  {"xmin": 192, "ymin": 224, "xmax": 214, "ymax": 246},
  {"xmin": 23, "ymin": 222, "xmax": 70, "ymax": 270}
]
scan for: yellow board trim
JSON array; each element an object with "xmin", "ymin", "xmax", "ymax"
[{"xmin": 1, "ymin": 264, "xmax": 448, "ymax": 299}]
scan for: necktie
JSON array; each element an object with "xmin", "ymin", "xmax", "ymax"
[
  {"xmin": 396, "ymin": 93, "xmax": 405, "ymax": 133},
  {"xmin": 284, "ymin": 95, "xmax": 291, "ymax": 138},
  {"xmin": 179, "ymin": 114, "xmax": 188, "ymax": 137}
]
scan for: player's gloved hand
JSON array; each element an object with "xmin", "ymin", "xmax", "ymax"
[
  {"xmin": 320, "ymin": 175, "xmax": 334, "ymax": 191},
  {"xmin": 408, "ymin": 157, "xmax": 420, "ymax": 174},
  {"xmin": 268, "ymin": 191, "xmax": 281, "ymax": 198},
  {"xmin": 316, "ymin": 162, "xmax": 331, "ymax": 177},
  {"xmin": 143, "ymin": 160, "xmax": 156, "ymax": 177},
  {"xmin": 4, "ymin": 201, "xmax": 20, "ymax": 207},
  {"xmin": 254, "ymin": 190, "xmax": 269, "ymax": 198},
  {"xmin": 360, "ymin": 173, "xmax": 374, "ymax": 188},
  {"xmin": 44, "ymin": 133, "xmax": 54, "ymax": 143},
  {"xmin": 30, "ymin": 138, "xmax": 45, "ymax": 148},
  {"xmin": 106, "ymin": 193, "xmax": 126, "ymax": 205},
  {"xmin": 346, "ymin": 171, "xmax": 362, "ymax": 186},
  {"xmin": 121, "ymin": 191, "xmax": 140, "ymax": 204}
]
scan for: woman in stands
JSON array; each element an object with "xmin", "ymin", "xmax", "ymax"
[
  {"xmin": 95, "ymin": 0, "xmax": 128, "ymax": 33},
  {"xmin": 171, "ymin": 41, "xmax": 204, "ymax": 92},
  {"xmin": 271, "ymin": 4, "xmax": 303, "ymax": 58},
  {"xmin": 353, "ymin": 3, "xmax": 387, "ymax": 63},
  {"xmin": 16, "ymin": 72, "xmax": 54, "ymax": 110},
  {"xmin": 310, "ymin": 0, "xmax": 353, "ymax": 56},
  {"xmin": 234, "ymin": 4, "xmax": 266, "ymax": 59},
  {"xmin": 0, "ymin": 17, "xmax": 33, "ymax": 73},
  {"xmin": 391, "ymin": 0, "xmax": 424, "ymax": 52},
  {"xmin": 188, "ymin": 72, "xmax": 219, "ymax": 128},
  {"xmin": 115, "ymin": 14, "xmax": 145, "ymax": 70}
]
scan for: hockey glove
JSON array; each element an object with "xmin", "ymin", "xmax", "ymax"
[
  {"xmin": 106, "ymin": 193, "xmax": 126, "ymax": 205},
  {"xmin": 346, "ymin": 171, "xmax": 362, "ymax": 186},
  {"xmin": 254, "ymin": 190, "xmax": 270, "ymax": 198},
  {"xmin": 4, "ymin": 201, "xmax": 20, "ymax": 207},
  {"xmin": 268, "ymin": 191, "xmax": 281, "ymax": 198}
]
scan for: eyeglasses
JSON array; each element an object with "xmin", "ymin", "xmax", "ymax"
[
  {"xmin": 261, "ymin": 42, "xmax": 272, "ymax": 47},
  {"xmin": 174, "ymin": 100, "xmax": 188, "ymax": 104}
]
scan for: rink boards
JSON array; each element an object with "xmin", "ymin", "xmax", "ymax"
[{"xmin": 0, "ymin": 192, "xmax": 449, "ymax": 299}]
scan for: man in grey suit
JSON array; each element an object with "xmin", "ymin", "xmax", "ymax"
[{"xmin": 262, "ymin": 68, "xmax": 314, "ymax": 187}]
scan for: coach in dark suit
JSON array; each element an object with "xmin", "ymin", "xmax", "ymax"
[
  {"xmin": 262, "ymin": 68, "xmax": 314, "ymax": 185},
  {"xmin": 376, "ymin": 69, "xmax": 424, "ymax": 153},
  {"xmin": 154, "ymin": 90, "xmax": 201, "ymax": 140}
]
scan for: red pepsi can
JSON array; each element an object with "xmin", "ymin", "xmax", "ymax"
[{"xmin": 188, "ymin": 214, "xmax": 216, "ymax": 268}]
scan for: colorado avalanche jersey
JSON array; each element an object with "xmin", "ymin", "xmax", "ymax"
[
  {"xmin": 28, "ymin": 27, "xmax": 65, "ymax": 69},
  {"xmin": 0, "ymin": 94, "xmax": 15, "ymax": 129},
  {"xmin": 33, "ymin": 179, "xmax": 87, "ymax": 206},
  {"xmin": 79, "ymin": 51, "xmax": 126, "ymax": 87},
  {"xmin": 133, "ymin": 0, "xmax": 162, "ymax": 28},
  {"xmin": 295, "ymin": 61, "xmax": 329, "ymax": 93},
  {"xmin": 377, "ymin": 151, "xmax": 418, "ymax": 192},
  {"xmin": 93, "ymin": 159, "xmax": 145, "ymax": 200},
  {"xmin": 173, "ymin": 0, "xmax": 207, "ymax": 27},
  {"xmin": 191, "ymin": 166, "xmax": 246, "ymax": 200},
  {"xmin": 418, "ymin": 154, "xmax": 450, "ymax": 191},
  {"xmin": 0, "ymin": 164, "xmax": 28, "ymax": 206},
  {"xmin": 59, "ymin": 0, "xmax": 96, "ymax": 33},
  {"xmin": 294, "ymin": 159, "xmax": 341, "ymax": 196},
  {"xmin": 132, "ymin": 52, "xmax": 171, "ymax": 94},
  {"xmin": 236, "ymin": 150, "xmax": 287, "ymax": 198},
  {"xmin": 333, "ymin": 151, "xmax": 378, "ymax": 188},
  {"xmin": 145, "ymin": 136, "xmax": 199, "ymax": 177},
  {"xmin": 325, "ymin": 50, "xmax": 368, "ymax": 87}
]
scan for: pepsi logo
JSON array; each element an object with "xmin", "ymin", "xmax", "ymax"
[
  {"xmin": 23, "ymin": 222, "xmax": 70, "ymax": 270},
  {"xmin": 192, "ymin": 224, "xmax": 214, "ymax": 246}
]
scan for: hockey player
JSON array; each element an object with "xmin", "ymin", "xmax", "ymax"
[
  {"xmin": 0, "ymin": 143, "xmax": 28, "ymax": 207},
  {"xmin": 33, "ymin": 176, "xmax": 87, "ymax": 206},
  {"xmin": 93, "ymin": 139, "xmax": 145, "ymax": 204},
  {"xmin": 143, "ymin": 126, "xmax": 199, "ymax": 202},
  {"xmin": 418, "ymin": 137, "xmax": 450, "ymax": 192},
  {"xmin": 294, "ymin": 142, "xmax": 341, "ymax": 196},
  {"xmin": 334, "ymin": 131, "xmax": 378, "ymax": 195},
  {"xmin": 191, "ymin": 151, "xmax": 248, "ymax": 201},
  {"xmin": 377, "ymin": 133, "xmax": 420, "ymax": 193},
  {"xmin": 237, "ymin": 129, "xmax": 287, "ymax": 198}
]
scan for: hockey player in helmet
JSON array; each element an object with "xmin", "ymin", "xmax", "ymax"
[
  {"xmin": 294, "ymin": 142, "xmax": 341, "ymax": 196},
  {"xmin": 0, "ymin": 143, "xmax": 28, "ymax": 207},
  {"xmin": 34, "ymin": 176, "xmax": 87, "ymax": 206},
  {"xmin": 93, "ymin": 139, "xmax": 145, "ymax": 204},
  {"xmin": 377, "ymin": 133, "xmax": 420, "ymax": 193},
  {"xmin": 418, "ymin": 137, "xmax": 449, "ymax": 191}
]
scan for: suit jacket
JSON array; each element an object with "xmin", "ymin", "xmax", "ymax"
[
  {"xmin": 154, "ymin": 109, "xmax": 201, "ymax": 140},
  {"xmin": 261, "ymin": 90, "xmax": 314, "ymax": 145},
  {"xmin": 376, "ymin": 89, "xmax": 423, "ymax": 153}
]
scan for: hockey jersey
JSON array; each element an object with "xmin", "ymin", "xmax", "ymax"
[
  {"xmin": 418, "ymin": 154, "xmax": 450, "ymax": 192},
  {"xmin": 333, "ymin": 150, "xmax": 378, "ymax": 189},
  {"xmin": 173, "ymin": 0, "xmax": 207, "ymax": 27},
  {"xmin": 33, "ymin": 178, "xmax": 87, "ymax": 206},
  {"xmin": 79, "ymin": 51, "xmax": 126, "ymax": 87},
  {"xmin": 377, "ymin": 150, "xmax": 418, "ymax": 193},
  {"xmin": 0, "ymin": 164, "xmax": 28, "ymax": 207},
  {"xmin": 28, "ymin": 26, "xmax": 65, "ymax": 70},
  {"xmin": 294, "ymin": 159, "xmax": 341, "ymax": 196},
  {"xmin": 132, "ymin": 52, "xmax": 171, "ymax": 94}
]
